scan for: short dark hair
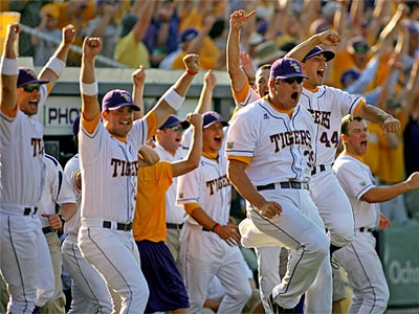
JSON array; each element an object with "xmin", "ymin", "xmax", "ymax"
[{"xmin": 341, "ymin": 115, "xmax": 363, "ymax": 135}]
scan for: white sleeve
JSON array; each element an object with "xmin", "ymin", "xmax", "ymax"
[
  {"xmin": 176, "ymin": 167, "xmax": 200, "ymax": 206},
  {"xmin": 334, "ymin": 159, "xmax": 375, "ymax": 201}
]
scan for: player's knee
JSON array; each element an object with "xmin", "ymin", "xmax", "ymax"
[
  {"xmin": 311, "ymin": 232, "xmax": 330, "ymax": 259},
  {"xmin": 376, "ymin": 284, "xmax": 390, "ymax": 311},
  {"xmin": 229, "ymin": 283, "xmax": 252, "ymax": 305},
  {"xmin": 330, "ymin": 226, "xmax": 355, "ymax": 248}
]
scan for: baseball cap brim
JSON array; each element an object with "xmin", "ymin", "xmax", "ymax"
[
  {"xmin": 274, "ymin": 73, "xmax": 308, "ymax": 80},
  {"xmin": 104, "ymin": 103, "xmax": 141, "ymax": 112},
  {"xmin": 204, "ymin": 120, "xmax": 229, "ymax": 129},
  {"xmin": 17, "ymin": 78, "xmax": 49, "ymax": 87},
  {"xmin": 303, "ymin": 49, "xmax": 335, "ymax": 62},
  {"xmin": 160, "ymin": 120, "xmax": 190, "ymax": 130}
]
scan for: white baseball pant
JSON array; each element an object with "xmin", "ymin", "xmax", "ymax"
[{"xmin": 62, "ymin": 234, "xmax": 112, "ymax": 314}]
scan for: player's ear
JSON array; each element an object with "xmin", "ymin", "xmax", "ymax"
[
  {"xmin": 102, "ymin": 110, "xmax": 108, "ymax": 120},
  {"xmin": 341, "ymin": 133, "xmax": 348, "ymax": 143}
]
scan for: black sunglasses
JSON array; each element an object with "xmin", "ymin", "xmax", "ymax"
[
  {"xmin": 22, "ymin": 84, "xmax": 41, "ymax": 92},
  {"xmin": 169, "ymin": 126, "xmax": 183, "ymax": 132},
  {"xmin": 282, "ymin": 77, "xmax": 304, "ymax": 85}
]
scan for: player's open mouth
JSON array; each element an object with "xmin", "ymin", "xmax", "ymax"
[
  {"xmin": 28, "ymin": 100, "xmax": 39, "ymax": 106},
  {"xmin": 317, "ymin": 68, "xmax": 325, "ymax": 78},
  {"xmin": 291, "ymin": 92, "xmax": 299, "ymax": 100},
  {"xmin": 214, "ymin": 136, "xmax": 222, "ymax": 143},
  {"xmin": 120, "ymin": 121, "xmax": 130, "ymax": 125},
  {"xmin": 360, "ymin": 140, "xmax": 367, "ymax": 148}
]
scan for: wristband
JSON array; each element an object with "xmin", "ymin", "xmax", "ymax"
[
  {"xmin": 211, "ymin": 223, "xmax": 221, "ymax": 233},
  {"xmin": 0, "ymin": 57, "xmax": 18, "ymax": 75},
  {"xmin": 45, "ymin": 57, "xmax": 65, "ymax": 77},
  {"xmin": 162, "ymin": 87, "xmax": 185, "ymax": 110},
  {"xmin": 186, "ymin": 69, "xmax": 198, "ymax": 75},
  {"xmin": 80, "ymin": 80, "xmax": 98, "ymax": 96}
]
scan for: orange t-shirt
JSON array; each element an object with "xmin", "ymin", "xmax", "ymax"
[{"xmin": 133, "ymin": 161, "xmax": 173, "ymax": 242}]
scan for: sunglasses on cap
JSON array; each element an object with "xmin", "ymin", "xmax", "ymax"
[
  {"xmin": 165, "ymin": 125, "xmax": 183, "ymax": 132},
  {"xmin": 282, "ymin": 77, "xmax": 304, "ymax": 85},
  {"xmin": 22, "ymin": 84, "xmax": 41, "ymax": 92}
]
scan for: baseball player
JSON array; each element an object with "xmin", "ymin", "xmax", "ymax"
[
  {"xmin": 226, "ymin": 58, "xmax": 332, "ymax": 313},
  {"xmin": 155, "ymin": 70, "xmax": 216, "ymax": 266},
  {"xmin": 284, "ymin": 30, "xmax": 400, "ymax": 256},
  {"xmin": 0, "ymin": 23, "xmax": 75, "ymax": 314},
  {"xmin": 133, "ymin": 112, "xmax": 202, "ymax": 313},
  {"xmin": 333, "ymin": 115, "xmax": 419, "ymax": 313},
  {"xmin": 77, "ymin": 37, "xmax": 199, "ymax": 313},
  {"xmin": 62, "ymin": 116, "xmax": 113, "ymax": 314},
  {"xmin": 36, "ymin": 154, "xmax": 77, "ymax": 314},
  {"xmin": 227, "ymin": 10, "xmax": 302, "ymax": 313},
  {"xmin": 176, "ymin": 111, "xmax": 252, "ymax": 313}
]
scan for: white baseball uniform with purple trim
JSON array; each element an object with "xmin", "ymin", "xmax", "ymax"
[
  {"xmin": 300, "ymin": 86, "xmax": 364, "ymax": 248},
  {"xmin": 78, "ymin": 117, "xmax": 149, "ymax": 314},
  {"xmin": 62, "ymin": 154, "xmax": 112, "ymax": 313},
  {"xmin": 176, "ymin": 142, "xmax": 252, "ymax": 313},
  {"xmin": 225, "ymin": 98, "xmax": 332, "ymax": 312},
  {"xmin": 0, "ymin": 85, "xmax": 54, "ymax": 314},
  {"xmin": 332, "ymin": 153, "xmax": 389, "ymax": 313},
  {"xmin": 35, "ymin": 154, "xmax": 76, "ymax": 311}
]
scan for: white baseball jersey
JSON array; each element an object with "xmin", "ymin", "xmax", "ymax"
[
  {"xmin": 79, "ymin": 118, "xmax": 147, "ymax": 222},
  {"xmin": 176, "ymin": 152, "xmax": 231, "ymax": 226},
  {"xmin": 154, "ymin": 143, "xmax": 188, "ymax": 224},
  {"xmin": 225, "ymin": 97, "xmax": 316, "ymax": 185},
  {"xmin": 300, "ymin": 86, "xmax": 364, "ymax": 166},
  {"xmin": 333, "ymin": 153, "xmax": 389, "ymax": 313},
  {"xmin": 0, "ymin": 85, "xmax": 47, "ymax": 207},
  {"xmin": 332, "ymin": 153, "xmax": 380, "ymax": 229},
  {"xmin": 63, "ymin": 154, "xmax": 82, "ymax": 235},
  {"xmin": 37, "ymin": 154, "xmax": 76, "ymax": 227}
]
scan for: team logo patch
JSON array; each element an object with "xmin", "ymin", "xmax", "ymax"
[
  {"xmin": 179, "ymin": 192, "xmax": 184, "ymax": 199},
  {"xmin": 227, "ymin": 142, "xmax": 234, "ymax": 149},
  {"xmin": 263, "ymin": 113, "xmax": 269, "ymax": 119},
  {"xmin": 359, "ymin": 181, "xmax": 366, "ymax": 187}
]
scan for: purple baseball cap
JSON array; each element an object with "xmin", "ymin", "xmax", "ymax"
[
  {"xmin": 72, "ymin": 115, "xmax": 81, "ymax": 136},
  {"xmin": 17, "ymin": 67, "xmax": 49, "ymax": 87},
  {"xmin": 159, "ymin": 114, "xmax": 190, "ymax": 130},
  {"xmin": 202, "ymin": 111, "xmax": 228, "ymax": 129},
  {"xmin": 101, "ymin": 89, "xmax": 140, "ymax": 112},
  {"xmin": 179, "ymin": 28, "xmax": 199, "ymax": 44},
  {"xmin": 303, "ymin": 46, "xmax": 335, "ymax": 62},
  {"xmin": 270, "ymin": 58, "xmax": 308, "ymax": 80}
]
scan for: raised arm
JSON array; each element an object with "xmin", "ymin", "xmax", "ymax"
[
  {"xmin": 172, "ymin": 113, "xmax": 203, "ymax": 177},
  {"xmin": 39, "ymin": 24, "xmax": 76, "ymax": 90},
  {"xmin": 226, "ymin": 10, "xmax": 256, "ymax": 93},
  {"xmin": 358, "ymin": 104, "xmax": 400, "ymax": 134},
  {"xmin": 195, "ymin": 70, "xmax": 217, "ymax": 114},
  {"xmin": 80, "ymin": 37, "xmax": 102, "ymax": 122},
  {"xmin": 285, "ymin": 30, "xmax": 341, "ymax": 62},
  {"xmin": 150, "ymin": 53, "xmax": 200, "ymax": 127},
  {"xmin": 132, "ymin": 65, "xmax": 146, "ymax": 119},
  {"xmin": 0, "ymin": 23, "xmax": 20, "ymax": 113}
]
